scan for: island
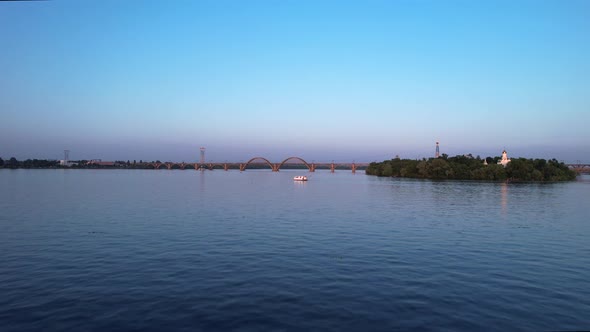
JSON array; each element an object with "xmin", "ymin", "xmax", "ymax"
[{"xmin": 365, "ymin": 154, "xmax": 576, "ymax": 182}]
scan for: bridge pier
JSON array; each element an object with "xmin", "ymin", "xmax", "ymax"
[
  {"xmin": 351, "ymin": 163, "xmax": 356, "ymax": 174},
  {"xmin": 330, "ymin": 162, "xmax": 335, "ymax": 173},
  {"xmin": 310, "ymin": 163, "xmax": 316, "ymax": 172}
]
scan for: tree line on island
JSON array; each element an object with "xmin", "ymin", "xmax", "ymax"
[{"xmin": 365, "ymin": 154, "xmax": 576, "ymax": 182}]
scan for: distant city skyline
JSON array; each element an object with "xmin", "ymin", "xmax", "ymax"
[{"xmin": 1, "ymin": 1, "xmax": 589, "ymax": 163}]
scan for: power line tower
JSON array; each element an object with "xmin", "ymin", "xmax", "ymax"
[
  {"xmin": 435, "ymin": 142, "xmax": 440, "ymax": 158},
  {"xmin": 199, "ymin": 147, "xmax": 205, "ymax": 165}
]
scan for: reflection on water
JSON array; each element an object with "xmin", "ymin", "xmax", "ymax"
[
  {"xmin": 501, "ymin": 182, "xmax": 508, "ymax": 216},
  {"xmin": 199, "ymin": 169, "xmax": 206, "ymax": 193}
]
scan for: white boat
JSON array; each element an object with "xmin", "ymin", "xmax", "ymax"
[{"xmin": 293, "ymin": 175, "xmax": 308, "ymax": 181}]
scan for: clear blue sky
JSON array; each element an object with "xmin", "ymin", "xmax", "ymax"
[{"xmin": 1, "ymin": 0, "xmax": 589, "ymax": 163}]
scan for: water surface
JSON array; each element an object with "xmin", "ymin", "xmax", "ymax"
[{"xmin": 1, "ymin": 169, "xmax": 589, "ymax": 331}]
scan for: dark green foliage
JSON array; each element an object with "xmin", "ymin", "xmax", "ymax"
[
  {"xmin": 505, "ymin": 158, "xmax": 534, "ymax": 181},
  {"xmin": 428, "ymin": 158, "xmax": 451, "ymax": 179},
  {"xmin": 366, "ymin": 155, "xmax": 576, "ymax": 182},
  {"xmin": 0, "ymin": 157, "xmax": 59, "ymax": 169},
  {"xmin": 542, "ymin": 159, "xmax": 577, "ymax": 181},
  {"xmin": 471, "ymin": 164, "xmax": 507, "ymax": 181},
  {"xmin": 22, "ymin": 159, "xmax": 59, "ymax": 168},
  {"xmin": 8, "ymin": 157, "xmax": 19, "ymax": 169}
]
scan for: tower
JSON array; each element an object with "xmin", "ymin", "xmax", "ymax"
[
  {"xmin": 200, "ymin": 147, "xmax": 206, "ymax": 164},
  {"xmin": 64, "ymin": 149, "xmax": 70, "ymax": 166},
  {"xmin": 435, "ymin": 142, "xmax": 440, "ymax": 158}
]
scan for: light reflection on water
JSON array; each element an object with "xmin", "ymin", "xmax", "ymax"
[{"xmin": 501, "ymin": 182, "xmax": 508, "ymax": 216}]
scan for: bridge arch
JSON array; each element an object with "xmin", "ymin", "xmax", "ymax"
[
  {"xmin": 241, "ymin": 157, "xmax": 275, "ymax": 171},
  {"xmin": 163, "ymin": 162, "xmax": 181, "ymax": 170},
  {"xmin": 177, "ymin": 162, "xmax": 195, "ymax": 170},
  {"xmin": 170, "ymin": 163, "xmax": 186, "ymax": 169},
  {"xmin": 277, "ymin": 157, "xmax": 312, "ymax": 171},
  {"xmin": 208, "ymin": 163, "xmax": 226, "ymax": 170}
]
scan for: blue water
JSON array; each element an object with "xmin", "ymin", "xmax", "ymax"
[{"xmin": 1, "ymin": 169, "xmax": 589, "ymax": 331}]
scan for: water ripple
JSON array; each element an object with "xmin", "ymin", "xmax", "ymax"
[{"xmin": 1, "ymin": 170, "xmax": 589, "ymax": 331}]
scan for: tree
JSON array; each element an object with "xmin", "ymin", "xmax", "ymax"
[
  {"xmin": 7, "ymin": 157, "xmax": 18, "ymax": 168},
  {"xmin": 417, "ymin": 160, "xmax": 429, "ymax": 178},
  {"xmin": 505, "ymin": 158, "xmax": 529, "ymax": 181},
  {"xmin": 485, "ymin": 164, "xmax": 507, "ymax": 181},
  {"xmin": 429, "ymin": 158, "xmax": 451, "ymax": 179},
  {"xmin": 381, "ymin": 163, "xmax": 393, "ymax": 177},
  {"xmin": 0, "ymin": 157, "xmax": 3, "ymax": 167},
  {"xmin": 451, "ymin": 163, "xmax": 470, "ymax": 180},
  {"xmin": 533, "ymin": 158, "xmax": 547, "ymax": 170},
  {"xmin": 367, "ymin": 155, "xmax": 573, "ymax": 182}
]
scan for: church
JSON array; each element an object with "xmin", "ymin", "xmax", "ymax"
[{"xmin": 497, "ymin": 150, "xmax": 511, "ymax": 167}]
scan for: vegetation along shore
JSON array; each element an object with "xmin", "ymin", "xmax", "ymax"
[{"xmin": 365, "ymin": 155, "xmax": 576, "ymax": 182}]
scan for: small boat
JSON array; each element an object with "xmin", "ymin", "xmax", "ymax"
[{"xmin": 293, "ymin": 175, "xmax": 308, "ymax": 181}]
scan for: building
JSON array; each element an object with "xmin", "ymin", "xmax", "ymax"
[
  {"xmin": 59, "ymin": 160, "xmax": 77, "ymax": 167},
  {"xmin": 497, "ymin": 150, "xmax": 511, "ymax": 167},
  {"xmin": 88, "ymin": 160, "xmax": 116, "ymax": 167}
]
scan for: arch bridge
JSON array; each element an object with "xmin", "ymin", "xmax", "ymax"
[
  {"xmin": 148, "ymin": 157, "xmax": 367, "ymax": 173},
  {"xmin": 239, "ymin": 156, "xmax": 317, "ymax": 172},
  {"xmin": 567, "ymin": 164, "xmax": 590, "ymax": 173}
]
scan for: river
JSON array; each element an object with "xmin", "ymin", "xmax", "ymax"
[{"xmin": 1, "ymin": 169, "xmax": 589, "ymax": 331}]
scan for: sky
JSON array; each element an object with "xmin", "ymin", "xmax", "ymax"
[{"xmin": 1, "ymin": 0, "xmax": 589, "ymax": 163}]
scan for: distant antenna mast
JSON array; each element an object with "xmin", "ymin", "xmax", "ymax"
[
  {"xmin": 435, "ymin": 142, "xmax": 440, "ymax": 158},
  {"xmin": 200, "ymin": 147, "xmax": 206, "ymax": 164},
  {"xmin": 64, "ymin": 149, "xmax": 70, "ymax": 165}
]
